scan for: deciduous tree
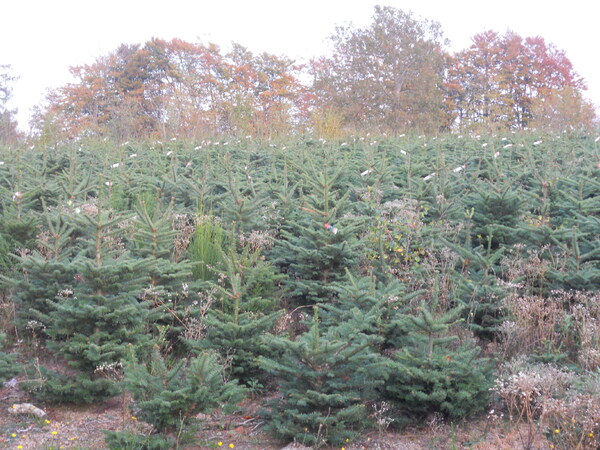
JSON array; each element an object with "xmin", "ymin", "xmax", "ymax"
[
  {"xmin": 447, "ymin": 31, "xmax": 594, "ymax": 131},
  {"xmin": 311, "ymin": 6, "xmax": 450, "ymax": 134},
  {"xmin": 0, "ymin": 64, "xmax": 21, "ymax": 144}
]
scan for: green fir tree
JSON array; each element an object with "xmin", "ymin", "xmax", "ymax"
[
  {"xmin": 259, "ymin": 306, "xmax": 387, "ymax": 447},
  {"xmin": 123, "ymin": 345, "xmax": 245, "ymax": 433},
  {"xmin": 385, "ymin": 300, "xmax": 493, "ymax": 420},
  {"xmin": 37, "ymin": 200, "xmax": 153, "ymax": 402},
  {"xmin": 271, "ymin": 158, "xmax": 362, "ymax": 307},
  {"xmin": 188, "ymin": 242, "xmax": 281, "ymax": 385}
]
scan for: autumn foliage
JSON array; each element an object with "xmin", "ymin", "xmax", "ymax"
[
  {"xmin": 31, "ymin": 7, "xmax": 596, "ymax": 141},
  {"xmin": 38, "ymin": 39, "xmax": 308, "ymax": 141},
  {"xmin": 446, "ymin": 30, "xmax": 594, "ymax": 132}
]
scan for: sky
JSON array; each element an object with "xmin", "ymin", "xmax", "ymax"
[{"xmin": 3, "ymin": 0, "xmax": 600, "ymax": 131}]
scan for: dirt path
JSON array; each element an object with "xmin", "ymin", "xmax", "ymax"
[{"xmin": 1, "ymin": 381, "xmax": 550, "ymax": 449}]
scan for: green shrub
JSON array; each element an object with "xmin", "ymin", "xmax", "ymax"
[
  {"xmin": 385, "ymin": 302, "xmax": 493, "ymax": 419},
  {"xmin": 124, "ymin": 346, "xmax": 245, "ymax": 433},
  {"xmin": 21, "ymin": 365, "xmax": 119, "ymax": 404},
  {"xmin": 103, "ymin": 430, "xmax": 174, "ymax": 450},
  {"xmin": 259, "ymin": 306, "xmax": 387, "ymax": 448},
  {"xmin": 0, "ymin": 333, "xmax": 22, "ymax": 382}
]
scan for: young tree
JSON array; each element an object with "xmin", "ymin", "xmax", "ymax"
[
  {"xmin": 259, "ymin": 306, "xmax": 387, "ymax": 447},
  {"xmin": 271, "ymin": 154, "xmax": 362, "ymax": 307},
  {"xmin": 385, "ymin": 301, "xmax": 493, "ymax": 419}
]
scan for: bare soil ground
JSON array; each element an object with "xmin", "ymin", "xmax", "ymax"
[{"xmin": 1, "ymin": 377, "xmax": 553, "ymax": 450}]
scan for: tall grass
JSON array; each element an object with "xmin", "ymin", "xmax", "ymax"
[{"xmin": 189, "ymin": 217, "xmax": 224, "ymax": 281}]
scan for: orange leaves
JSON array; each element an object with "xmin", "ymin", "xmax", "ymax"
[
  {"xmin": 446, "ymin": 30, "xmax": 593, "ymax": 132},
  {"xmin": 37, "ymin": 38, "xmax": 307, "ymax": 140}
]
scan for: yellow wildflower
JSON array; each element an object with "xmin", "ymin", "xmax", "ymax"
[
  {"xmin": 217, "ymin": 443, "xmax": 223, "ymax": 447},
  {"xmin": 229, "ymin": 445, "xmax": 235, "ymax": 449},
  {"xmin": 51, "ymin": 431, "xmax": 58, "ymax": 435},
  {"xmin": 11, "ymin": 433, "xmax": 16, "ymax": 437}
]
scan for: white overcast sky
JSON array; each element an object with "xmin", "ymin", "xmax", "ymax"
[{"xmin": 3, "ymin": 0, "xmax": 600, "ymax": 131}]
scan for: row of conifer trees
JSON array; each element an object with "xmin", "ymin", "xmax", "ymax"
[{"xmin": 1, "ymin": 134, "xmax": 599, "ymax": 447}]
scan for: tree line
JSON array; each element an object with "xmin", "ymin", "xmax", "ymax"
[{"xmin": 2, "ymin": 5, "xmax": 597, "ymax": 143}]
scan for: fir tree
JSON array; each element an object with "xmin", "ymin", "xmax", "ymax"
[
  {"xmin": 271, "ymin": 158, "xmax": 362, "ymax": 307},
  {"xmin": 384, "ymin": 301, "xmax": 493, "ymax": 420},
  {"xmin": 441, "ymin": 235, "xmax": 507, "ymax": 337},
  {"xmin": 188, "ymin": 243, "xmax": 281, "ymax": 385},
  {"xmin": 131, "ymin": 198, "xmax": 196, "ymax": 348},
  {"xmin": 123, "ymin": 345, "xmax": 245, "ymax": 433},
  {"xmin": 465, "ymin": 184, "xmax": 524, "ymax": 249},
  {"xmin": 213, "ymin": 151, "xmax": 267, "ymax": 236},
  {"xmin": 39, "ymin": 199, "xmax": 153, "ymax": 400},
  {"xmin": 320, "ymin": 269, "xmax": 420, "ymax": 333},
  {"xmin": 259, "ymin": 306, "xmax": 388, "ymax": 447},
  {"xmin": 0, "ymin": 333, "xmax": 22, "ymax": 382},
  {"xmin": 6, "ymin": 211, "xmax": 76, "ymax": 332}
]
